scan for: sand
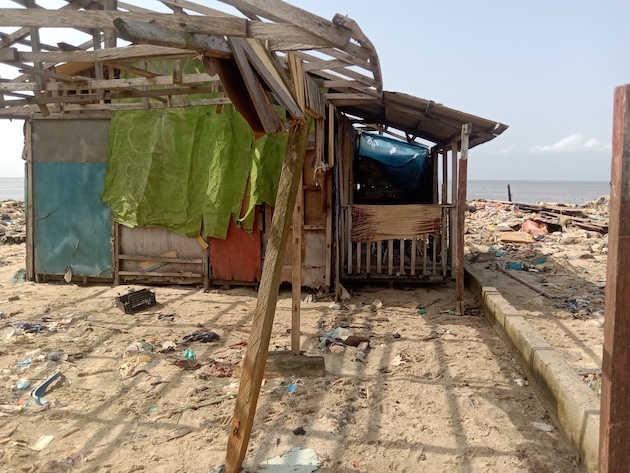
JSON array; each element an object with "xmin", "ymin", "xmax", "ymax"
[{"xmin": 0, "ymin": 237, "xmax": 579, "ymax": 472}]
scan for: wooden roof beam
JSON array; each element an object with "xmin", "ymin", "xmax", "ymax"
[
  {"xmin": 0, "ymin": 96, "xmax": 231, "ymax": 117},
  {"xmin": 216, "ymin": 0, "xmax": 353, "ymax": 49},
  {"xmin": 0, "ymin": 84, "xmax": 220, "ymax": 108},
  {"xmin": 158, "ymin": 0, "xmax": 238, "ymax": 18},
  {"xmin": 332, "ymin": 14, "xmax": 382, "ymax": 92},
  {"xmin": 0, "ymin": 72, "xmax": 219, "ymax": 92},
  {"xmin": 0, "ymin": 9, "xmax": 249, "ymax": 33},
  {"xmin": 114, "ymin": 19, "xmax": 232, "ymax": 58},
  {"xmin": 6, "ymin": 44, "xmax": 201, "ymax": 64},
  {"xmin": 0, "ymin": 8, "xmax": 343, "ymax": 52}
]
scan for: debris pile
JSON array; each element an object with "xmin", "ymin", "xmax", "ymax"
[
  {"xmin": 0, "ymin": 200, "xmax": 25, "ymax": 245},
  {"xmin": 465, "ymin": 196, "xmax": 609, "ymax": 280}
]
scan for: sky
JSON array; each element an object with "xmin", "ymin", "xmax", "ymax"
[{"xmin": 0, "ymin": 0, "xmax": 628, "ymax": 180}]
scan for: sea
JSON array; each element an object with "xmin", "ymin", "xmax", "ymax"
[{"xmin": 0, "ymin": 177, "xmax": 611, "ymax": 205}]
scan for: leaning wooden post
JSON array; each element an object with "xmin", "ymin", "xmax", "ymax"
[
  {"xmin": 225, "ymin": 118, "xmax": 309, "ymax": 473},
  {"xmin": 455, "ymin": 123, "xmax": 471, "ymax": 315},
  {"xmin": 599, "ymin": 84, "xmax": 630, "ymax": 472}
]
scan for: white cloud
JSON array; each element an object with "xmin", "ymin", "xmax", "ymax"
[
  {"xmin": 530, "ymin": 133, "xmax": 611, "ymax": 154},
  {"xmin": 486, "ymin": 143, "xmax": 517, "ymax": 155},
  {"xmin": 582, "ymin": 138, "xmax": 599, "ymax": 150}
]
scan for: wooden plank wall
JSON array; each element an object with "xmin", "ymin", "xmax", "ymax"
[{"xmin": 280, "ymin": 147, "xmax": 331, "ymax": 289}]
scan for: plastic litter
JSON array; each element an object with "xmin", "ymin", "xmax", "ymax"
[
  {"xmin": 533, "ymin": 421, "xmax": 553, "ymax": 432},
  {"xmin": 115, "ymin": 288, "xmax": 156, "ymax": 314},
  {"xmin": 184, "ymin": 348, "xmax": 196, "ymax": 361},
  {"xmin": 18, "ymin": 358, "xmax": 32, "ymax": 368},
  {"xmin": 46, "ymin": 351, "xmax": 69, "ymax": 362},
  {"xmin": 287, "ymin": 384, "xmax": 298, "ymax": 393},
  {"xmin": 16, "ymin": 379, "xmax": 30, "ymax": 390},
  {"xmin": 259, "ymin": 447, "xmax": 320, "ymax": 472},
  {"xmin": 13, "ymin": 322, "xmax": 48, "ymax": 334},
  {"xmin": 30, "ymin": 435, "xmax": 55, "ymax": 451},
  {"xmin": 318, "ymin": 327, "xmax": 352, "ymax": 348},
  {"xmin": 31, "ymin": 370, "xmax": 63, "ymax": 405},
  {"xmin": 183, "ymin": 331, "xmax": 220, "ymax": 343},
  {"xmin": 10, "ymin": 269, "xmax": 26, "ymax": 283},
  {"xmin": 488, "ymin": 246, "xmax": 507, "ymax": 257}
]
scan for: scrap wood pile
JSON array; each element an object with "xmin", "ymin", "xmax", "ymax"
[
  {"xmin": 465, "ymin": 196, "xmax": 609, "ymax": 305},
  {"xmin": 0, "ymin": 201, "xmax": 25, "ymax": 245}
]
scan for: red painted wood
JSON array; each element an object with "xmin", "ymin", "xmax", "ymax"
[
  {"xmin": 209, "ymin": 206, "xmax": 262, "ymax": 283},
  {"xmin": 599, "ymin": 84, "xmax": 630, "ymax": 472}
]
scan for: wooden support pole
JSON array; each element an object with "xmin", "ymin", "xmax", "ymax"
[
  {"xmin": 410, "ymin": 238, "xmax": 416, "ymax": 276},
  {"xmin": 25, "ymin": 119, "xmax": 34, "ymax": 281},
  {"xmin": 599, "ymin": 84, "xmax": 630, "ymax": 473},
  {"xmin": 450, "ymin": 140, "xmax": 458, "ymax": 278},
  {"xmin": 432, "ymin": 150, "xmax": 439, "ymax": 203},
  {"xmin": 455, "ymin": 124, "xmax": 471, "ymax": 314},
  {"xmin": 27, "ymin": 23, "xmax": 49, "ymax": 117},
  {"xmin": 441, "ymin": 148, "xmax": 448, "ymax": 204},
  {"xmin": 291, "ymin": 174, "xmax": 303, "ymax": 355},
  {"xmin": 225, "ymin": 118, "xmax": 309, "ymax": 473}
]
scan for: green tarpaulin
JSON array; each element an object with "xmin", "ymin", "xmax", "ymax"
[{"xmin": 102, "ymin": 105, "xmax": 287, "ymax": 239}]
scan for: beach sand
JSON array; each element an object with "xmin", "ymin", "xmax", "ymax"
[{"xmin": 0, "ymin": 200, "xmax": 585, "ymax": 472}]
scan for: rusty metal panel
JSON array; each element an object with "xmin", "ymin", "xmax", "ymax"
[{"xmin": 209, "ymin": 207, "xmax": 262, "ymax": 282}]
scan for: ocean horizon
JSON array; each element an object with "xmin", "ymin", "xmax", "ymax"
[{"xmin": 0, "ymin": 177, "xmax": 610, "ymax": 205}]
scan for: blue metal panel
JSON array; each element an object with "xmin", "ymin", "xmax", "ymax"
[{"xmin": 33, "ymin": 162, "xmax": 112, "ymax": 278}]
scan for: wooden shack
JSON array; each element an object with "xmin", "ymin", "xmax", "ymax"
[
  {"xmin": 0, "ymin": 1, "xmax": 507, "ymax": 292},
  {"xmin": 0, "ymin": 1, "xmax": 509, "ymax": 470}
]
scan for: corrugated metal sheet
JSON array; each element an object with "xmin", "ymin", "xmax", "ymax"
[
  {"xmin": 33, "ymin": 162, "xmax": 112, "ymax": 278},
  {"xmin": 209, "ymin": 206, "xmax": 262, "ymax": 282}
]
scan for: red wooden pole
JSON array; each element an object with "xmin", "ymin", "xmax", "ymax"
[{"xmin": 599, "ymin": 84, "xmax": 630, "ymax": 472}]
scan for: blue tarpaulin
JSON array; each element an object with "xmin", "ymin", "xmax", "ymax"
[{"xmin": 357, "ymin": 132, "xmax": 430, "ymax": 193}]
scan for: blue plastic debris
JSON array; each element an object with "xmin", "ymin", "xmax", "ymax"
[{"xmin": 31, "ymin": 370, "xmax": 62, "ymax": 405}]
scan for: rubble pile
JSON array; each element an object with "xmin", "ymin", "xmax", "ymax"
[
  {"xmin": 465, "ymin": 196, "xmax": 609, "ymax": 274},
  {"xmin": 0, "ymin": 200, "xmax": 25, "ymax": 245}
]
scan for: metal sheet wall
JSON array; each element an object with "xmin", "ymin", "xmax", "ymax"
[{"xmin": 31, "ymin": 119, "xmax": 113, "ymax": 279}]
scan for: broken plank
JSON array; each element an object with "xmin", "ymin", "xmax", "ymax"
[
  {"xmin": 241, "ymin": 39, "xmax": 303, "ymax": 119},
  {"xmin": 227, "ymin": 37, "xmax": 284, "ymax": 134}
]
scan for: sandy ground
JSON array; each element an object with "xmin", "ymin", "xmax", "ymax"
[{"xmin": 0, "ymin": 242, "xmax": 579, "ymax": 473}]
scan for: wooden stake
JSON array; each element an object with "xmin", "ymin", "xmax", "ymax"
[
  {"xmin": 455, "ymin": 124, "xmax": 471, "ymax": 314},
  {"xmin": 225, "ymin": 118, "xmax": 309, "ymax": 473},
  {"xmin": 291, "ymin": 174, "xmax": 303, "ymax": 355},
  {"xmin": 599, "ymin": 84, "xmax": 630, "ymax": 473}
]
